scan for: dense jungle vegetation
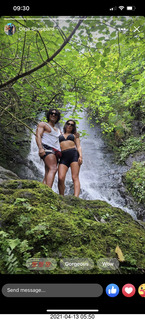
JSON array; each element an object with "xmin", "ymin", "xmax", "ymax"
[
  {"xmin": 1, "ymin": 179, "xmax": 145, "ymax": 274},
  {"xmin": 1, "ymin": 16, "xmax": 145, "ymax": 274},
  {"xmin": 0, "ymin": 15, "xmax": 145, "ymax": 203}
]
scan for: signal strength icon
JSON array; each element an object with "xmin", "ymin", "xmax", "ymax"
[
  {"xmin": 119, "ymin": 5, "xmax": 125, "ymax": 10},
  {"xmin": 109, "ymin": 6, "xmax": 117, "ymax": 10}
]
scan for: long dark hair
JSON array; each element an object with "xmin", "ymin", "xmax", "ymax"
[
  {"xmin": 63, "ymin": 119, "xmax": 77, "ymax": 134},
  {"xmin": 46, "ymin": 108, "xmax": 61, "ymax": 123}
]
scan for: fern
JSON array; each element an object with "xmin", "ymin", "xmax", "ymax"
[
  {"xmin": 0, "ymin": 231, "xmax": 32, "ymax": 273},
  {"xmin": 6, "ymin": 248, "xmax": 19, "ymax": 274}
]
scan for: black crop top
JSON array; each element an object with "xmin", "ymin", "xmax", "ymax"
[{"xmin": 59, "ymin": 134, "xmax": 75, "ymax": 143}]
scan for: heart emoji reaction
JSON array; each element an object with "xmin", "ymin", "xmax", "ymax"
[{"xmin": 122, "ymin": 284, "xmax": 136, "ymax": 297}]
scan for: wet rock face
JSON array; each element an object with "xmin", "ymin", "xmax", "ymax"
[
  {"xmin": 122, "ymin": 161, "xmax": 145, "ymax": 221},
  {"xmin": 1, "ymin": 179, "xmax": 145, "ymax": 275},
  {"xmin": 0, "ymin": 166, "xmax": 19, "ymax": 184},
  {"xmin": 131, "ymin": 120, "xmax": 145, "ymax": 137},
  {"xmin": 0, "ymin": 124, "xmax": 33, "ymax": 178},
  {"xmin": 125, "ymin": 151, "xmax": 145, "ymax": 167},
  {"xmin": 120, "ymin": 151, "xmax": 145, "ymax": 221}
]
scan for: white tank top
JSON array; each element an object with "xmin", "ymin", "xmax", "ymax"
[{"xmin": 41, "ymin": 123, "xmax": 61, "ymax": 151}]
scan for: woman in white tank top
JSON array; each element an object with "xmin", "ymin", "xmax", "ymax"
[{"xmin": 36, "ymin": 109, "xmax": 61, "ymax": 188}]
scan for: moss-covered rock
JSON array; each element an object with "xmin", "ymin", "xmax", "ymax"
[
  {"xmin": 0, "ymin": 179, "xmax": 145, "ymax": 274},
  {"xmin": 124, "ymin": 161, "xmax": 145, "ymax": 205}
]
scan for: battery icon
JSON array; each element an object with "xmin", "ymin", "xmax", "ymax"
[{"xmin": 126, "ymin": 6, "xmax": 136, "ymax": 10}]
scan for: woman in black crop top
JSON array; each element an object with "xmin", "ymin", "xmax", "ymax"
[{"xmin": 58, "ymin": 119, "xmax": 83, "ymax": 197}]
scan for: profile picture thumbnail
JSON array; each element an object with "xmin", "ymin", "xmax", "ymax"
[{"xmin": 4, "ymin": 23, "xmax": 16, "ymax": 35}]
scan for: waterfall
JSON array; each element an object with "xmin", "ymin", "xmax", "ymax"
[{"xmin": 27, "ymin": 111, "xmax": 137, "ymax": 219}]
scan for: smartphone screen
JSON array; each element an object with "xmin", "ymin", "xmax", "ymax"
[{"xmin": 0, "ymin": 2, "xmax": 145, "ymax": 315}]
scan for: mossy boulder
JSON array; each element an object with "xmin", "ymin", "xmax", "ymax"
[
  {"xmin": 124, "ymin": 161, "xmax": 145, "ymax": 205},
  {"xmin": 0, "ymin": 179, "xmax": 145, "ymax": 274}
]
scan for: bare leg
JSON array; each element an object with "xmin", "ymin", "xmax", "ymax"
[
  {"xmin": 43, "ymin": 163, "xmax": 48, "ymax": 184},
  {"xmin": 43, "ymin": 154, "xmax": 58, "ymax": 188},
  {"xmin": 70, "ymin": 162, "xmax": 80, "ymax": 197},
  {"xmin": 58, "ymin": 164, "xmax": 68, "ymax": 195}
]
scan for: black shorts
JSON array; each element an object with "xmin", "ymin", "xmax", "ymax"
[
  {"xmin": 41, "ymin": 144, "xmax": 62, "ymax": 163},
  {"xmin": 59, "ymin": 148, "xmax": 79, "ymax": 168}
]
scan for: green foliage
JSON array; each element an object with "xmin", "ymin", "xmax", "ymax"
[
  {"xmin": 1, "ymin": 16, "xmax": 145, "ymax": 138},
  {"xmin": 0, "ymin": 230, "xmax": 32, "ymax": 274},
  {"xmin": 1, "ymin": 16, "xmax": 145, "ymax": 215},
  {"xmin": 1, "ymin": 179, "xmax": 145, "ymax": 274},
  {"xmin": 125, "ymin": 161, "xmax": 145, "ymax": 204},
  {"xmin": 118, "ymin": 135, "xmax": 145, "ymax": 163},
  {"xmin": 13, "ymin": 198, "xmax": 33, "ymax": 211}
]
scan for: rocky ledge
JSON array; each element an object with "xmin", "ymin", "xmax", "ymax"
[
  {"xmin": 0, "ymin": 179, "xmax": 145, "ymax": 274},
  {"xmin": 0, "ymin": 166, "xmax": 19, "ymax": 184}
]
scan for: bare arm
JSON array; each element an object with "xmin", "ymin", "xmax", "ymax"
[{"xmin": 36, "ymin": 122, "xmax": 47, "ymax": 157}]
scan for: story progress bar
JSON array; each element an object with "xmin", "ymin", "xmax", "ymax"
[{"xmin": 46, "ymin": 310, "xmax": 99, "ymax": 313}]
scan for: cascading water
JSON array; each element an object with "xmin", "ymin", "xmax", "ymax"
[{"xmin": 27, "ymin": 111, "xmax": 137, "ymax": 219}]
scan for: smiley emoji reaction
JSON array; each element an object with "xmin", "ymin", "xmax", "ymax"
[{"xmin": 138, "ymin": 284, "xmax": 145, "ymax": 297}]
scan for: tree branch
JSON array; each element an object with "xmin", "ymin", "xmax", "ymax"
[
  {"xmin": 12, "ymin": 17, "xmax": 49, "ymax": 59},
  {"xmin": 117, "ymin": 30, "xmax": 121, "ymax": 71},
  {"xmin": 18, "ymin": 31, "xmax": 26, "ymax": 75},
  {"xmin": 49, "ymin": 17, "xmax": 67, "ymax": 41},
  {"xmin": 0, "ymin": 91, "xmax": 62, "ymax": 134},
  {"xmin": 36, "ymin": 30, "xmax": 49, "ymax": 59},
  {"xmin": 0, "ymin": 105, "xmax": 36, "ymax": 135},
  {"xmin": 0, "ymin": 17, "xmax": 85, "ymax": 89}
]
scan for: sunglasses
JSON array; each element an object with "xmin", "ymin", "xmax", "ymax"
[
  {"xmin": 67, "ymin": 122, "xmax": 75, "ymax": 127},
  {"xmin": 50, "ymin": 111, "xmax": 58, "ymax": 117}
]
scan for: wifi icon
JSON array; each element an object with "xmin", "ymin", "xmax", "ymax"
[{"xmin": 119, "ymin": 5, "xmax": 125, "ymax": 10}]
